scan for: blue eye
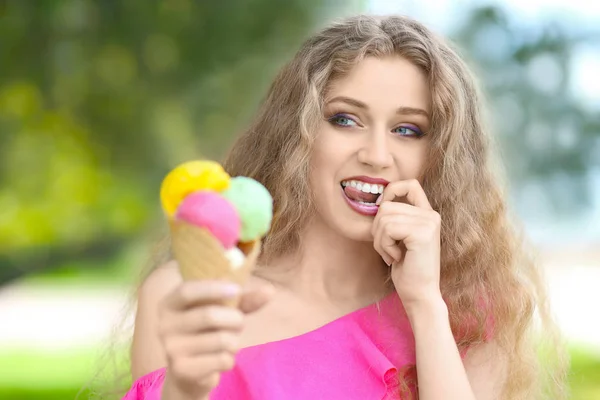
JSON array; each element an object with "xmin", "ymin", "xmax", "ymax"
[
  {"xmin": 328, "ymin": 114, "xmax": 358, "ymax": 127},
  {"xmin": 393, "ymin": 125, "xmax": 424, "ymax": 137}
]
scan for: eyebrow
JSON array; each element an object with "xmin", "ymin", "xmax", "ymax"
[{"xmin": 326, "ymin": 96, "xmax": 430, "ymax": 118}]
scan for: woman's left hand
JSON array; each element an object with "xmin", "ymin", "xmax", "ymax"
[{"xmin": 372, "ymin": 179, "xmax": 442, "ymax": 307}]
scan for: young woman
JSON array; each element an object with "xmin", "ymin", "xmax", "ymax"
[{"xmin": 122, "ymin": 14, "xmax": 567, "ymax": 400}]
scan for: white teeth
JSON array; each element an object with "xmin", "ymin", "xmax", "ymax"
[{"xmin": 341, "ymin": 180, "xmax": 385, "ymax": 194}]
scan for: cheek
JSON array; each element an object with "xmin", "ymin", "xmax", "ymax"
[
  {"xmin": 309, "ymin": 132, "xmax": 343, "ymax": 206},
  {"xmin": 394, "ymin": 142, "xmax": 429, "ymax": 178},
  {"xmin": 310, "ymin": 127, "xmax": 342, "ymax": 171},
  {"xmin": 414, "ymin": 146, "xmax": 428, "ymax": 172},
  {"xmin": 308, "ymin": 144, "xmax": 329, "ymax": 194}
]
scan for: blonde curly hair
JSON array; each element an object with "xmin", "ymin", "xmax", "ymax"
[{"xmin": 223, "ymin": 14, "xmax": 568, "ymax": 399}]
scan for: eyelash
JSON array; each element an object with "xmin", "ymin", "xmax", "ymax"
[{"xmin": 326, "ymin": 113, "xmax": 425, "ymax": 138}]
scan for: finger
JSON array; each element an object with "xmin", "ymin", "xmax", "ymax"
[
  {"xmin": 380, "ymin": 223, "xmax": 410, "ymax": 263},
  {"xmin": 372, "ymin": 201, "xmax": 425, "ymax": 237},
  {"xmin": 381, "ymin": 219, "xmax": 434, "ymax": 260},
  {"xmin": 372, "ymin": 215, "xmax": 395, "ymax": 265},
  {"xmin": 380, "ymin": 179, "xmax": 432, "ymax": 209},
  {"xmin": 170, "ymin": 353, "xmax": 235, "ymax": 382},
  {"xmin": 376, "ymin": 201, "xmax": 425, "ymax": 218},
  {"xmin": 373, "ymin": 215, "xmax": 411, "ymax": 263},
  {"xmin": 167, "ymin": 281, "xmax": 242, "ymax": 310},
  {"xmin": 164, "ymin": 331, "xmax": 240, "ymax": 356},
  {"xmin": 238, "ymin": 283, "xmax": 275, "ymax": 314},
  {"xmin": 172, "ymin": 305, "xmax": 244, "ymax": 333},
  {"xmin": 374, "ymin": 215, "xmax": 422, "ymax": 262}
]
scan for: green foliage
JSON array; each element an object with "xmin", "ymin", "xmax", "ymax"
[
  {"xmin": 0, "ymin": 0, "xmax": 361, "ymax": 280},
  {"xmin": 0, "ymin": 388, "xmax": 88, "ymax": 400},
  {"xmin": 569, "ymin": 347, "xmax": 600, "ymax": 399}
]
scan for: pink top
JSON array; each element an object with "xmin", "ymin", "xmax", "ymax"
[{"xmin": 122, "ymin": 293, "xmax": 417, "ymax": 400}]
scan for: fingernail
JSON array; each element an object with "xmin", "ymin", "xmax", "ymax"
[
  {"xmin": 224, "ymin": 284, "xmax": 241, "ymax": 297},
  {"xmin": 376, "ymin": 195, "xmax": 383, "ymax": 206}
]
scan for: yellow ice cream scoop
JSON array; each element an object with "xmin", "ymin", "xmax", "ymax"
[{"xmin": 160, "ymin": 160, "xmax": 230, "ymax": 216}]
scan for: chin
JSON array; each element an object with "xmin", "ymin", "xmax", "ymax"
[{"xmin": 333, "ymin": 216, "xmax": 374, "ymax": 242}]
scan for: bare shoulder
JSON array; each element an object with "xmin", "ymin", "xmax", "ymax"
[
  {"xmin": 239, "ymin": 272, "xmax": 306, "ymax": 349},
  {"xmin": 137, "ymin": 260, "xmax": 182, "ymax": 300}
]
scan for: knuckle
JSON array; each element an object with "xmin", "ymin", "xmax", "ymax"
[
  {"xmin": 428, "ymin": 216, "xmax": 440, "ymax": 233},
  {"xmin": 200, "ymin": 307, "xmax": 219, "ymax": 327},
  {"xmin": 421, "ymin": 224, "xmax": 437, "ymax": 240},
  {"xmin": 384, "ymin": 223, "xmax": 394, "ymax": 236},
  {"xmin": 216, "ymin": 352, "xmax": 235, "ymax": 371},
  {"xmin": 229, "ymin": 309, "xmax": 245, "ymax": 327},
  {"xmin": 179, "ymin": 283, "xmax": 196, "ymax": 303},
  {"xmin": 217, "ymin": 332, "xmax": 238, "ymax": 352}
]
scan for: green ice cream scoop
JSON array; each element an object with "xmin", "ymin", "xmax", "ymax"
[{"xmin": 221, "ymin": 176, "xmax": 273, "ymax": 242}]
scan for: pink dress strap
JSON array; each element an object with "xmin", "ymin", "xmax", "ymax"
[
  {"xmin": 122, "ymin": 293, "xmax": 416, "ymax": 400},
  {"xmin": 122, "ymin": 368, "xmax": 165, "ymax": 400}
]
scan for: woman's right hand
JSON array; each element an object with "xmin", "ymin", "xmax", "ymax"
[{"xmin": 158, "ymin": 280, "xmax": 272, "ymax": 400}]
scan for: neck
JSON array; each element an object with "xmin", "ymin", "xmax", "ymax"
[{"xmin": 263, "ymin": 217, "xmax": 390, "ymax": 307}]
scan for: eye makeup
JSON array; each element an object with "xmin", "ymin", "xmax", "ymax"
[
  {"xmin": 392, "ymin": 124, "xmax": 425, "ymax": 138},
  {"xmin": 326, "ymin": 112, "xmax": 426, "ymax": 138},
  {"xmin": 327, "ymin": 113, "xmax": 360, "ymax": 128}
]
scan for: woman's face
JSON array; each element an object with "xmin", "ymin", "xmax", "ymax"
[{"xmin": 310, "ymin": 56, "xmax": 431, "ymax": 242}]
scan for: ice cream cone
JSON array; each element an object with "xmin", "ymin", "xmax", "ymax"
[{"xmin": 169, "ymin": 219, "xmax": 261, "ymax": 305}]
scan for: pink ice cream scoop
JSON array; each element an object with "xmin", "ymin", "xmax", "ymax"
[{"xmin": 175, "ymin": 191, "xmax": 241, "ymax": 249}]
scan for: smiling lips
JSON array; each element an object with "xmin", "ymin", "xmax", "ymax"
[{"xmin": 340, "ymin": 177, "xmax": 389, "ymax": 216}]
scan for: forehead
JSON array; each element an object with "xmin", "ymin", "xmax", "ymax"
[{"xmin": 325, "ymin": 56, "xmax": 431, "ymax": 113}]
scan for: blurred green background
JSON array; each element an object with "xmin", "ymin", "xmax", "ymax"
[{"xmin": 1, "ymin": 0, "xmax": 599, "ymax": 399}]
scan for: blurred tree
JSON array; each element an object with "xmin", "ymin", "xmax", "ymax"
[
  {"xmin": 450, "ymin": 6, "xmax": 600, "ymax": 215},
  {"xmin": 0, "ymin": 0, "xmax": 362, "ymax": 283}
]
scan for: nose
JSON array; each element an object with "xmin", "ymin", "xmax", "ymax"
[{"xmin": 357, "ymin": 130, "xmax": 393, "ymax": 170}]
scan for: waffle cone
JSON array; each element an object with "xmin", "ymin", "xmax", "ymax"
[{"xmin": 169, "ymin": 219, "xmax": 261, "ymax": 286}]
